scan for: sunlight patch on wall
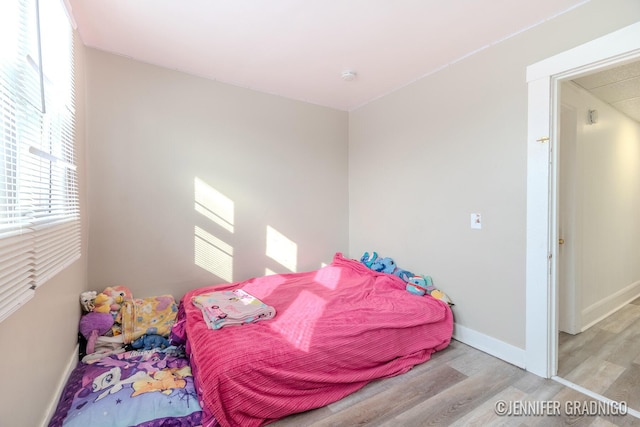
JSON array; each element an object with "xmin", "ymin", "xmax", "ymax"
[
  {"xmin": 194, "ymin": 177, "xmax": 234, "ymax": 233},
  {"xmin": 615, "ymin": 123, "xmax": 640, "ymax": 189},
  {"xmin": 266, "ymin": 226, "xmax": 297, "ymax": 272},
  {"xmin": 270, "ymin": 290, "xmax": 325, "ymax": 352},
  {"xmin": 194, "ymin": 226, "xmax": 233, "ymax": 282},
  {"xmin": 265, "ymin": 268, "xmax": 277, "ymax": 276}
]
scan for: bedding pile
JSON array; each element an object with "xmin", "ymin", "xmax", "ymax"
[
  {"xmin": 76, "ymin": 287, "xmax": 178, "ymax": 362},
  {"xmin": 121, "ymin": 295, "xmax": 178, "ymax": 343},
  {"xmin": 177, "ymin": 252, "xmax": 454, "ymax": 427},
  {"xmin": 192, "ymin": 288, "xmax": 276, "ymax": 329},
  {"xmin": 49, "ymin": 289, "xmax": 200, "ymax": 426}
]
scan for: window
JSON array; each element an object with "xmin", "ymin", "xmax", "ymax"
[{"xmin": 0, "ymin": 0, "xmax": 79, "ymax": 322}]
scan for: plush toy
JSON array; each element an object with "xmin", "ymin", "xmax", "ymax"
[
  {"xmin": 79, "ymin": 312, "xmax": 114, "ymax": 354},
  {"xmin": 422, "ymin": 275, "xmax": 435, "ymax": 292},
  {"xmin": 429, "ymin": 289, "xmax": 454, "ymax": 306},
  {"xmin": 131, "ymin": 334, "xmax": 171, "ymax": 351},
  {"xmin": 360, "ymin": 251, "xmax": 378, "ymax": 268},
  {"xmin": 360, "ymin": 251, "xmax": 454, "ymax": 304},
  {"xmin": 393, "ymin": 268, "xmax": 414, "ymax": 282},
  {"xmin": 80, "ymin": 291, "xmax": 97, "ymax": 312},
  {"xmin": 422, "ymin": 275, "xmax": 454, "ymax": 305},
  {"xmin": 406, "ymin": 276, "xmax": 428, "ymax": 296},
  {"xmin": 94, "ymin": 285, "xmax": 133, "ymax": 316},
  {"xmin": 370, "ymin": 257, "xmax": 396, "ymax": 274},
  {"xmin": 362, "ymin": 253, "xmax": 414, "ymax": 281}
]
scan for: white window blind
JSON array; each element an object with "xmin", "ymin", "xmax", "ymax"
[{"xmin": 0, "ymin": 0, "xmax": 79, "ymax": 323}]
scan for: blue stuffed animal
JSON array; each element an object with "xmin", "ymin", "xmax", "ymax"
[
  {"xmin": 406, "ymin": 276, "xmax": 427, "ymax": 296},
  {"xmin": 370, "ymin": 257, "xmax": 396, "ymax": 274},
  {"xmin": 362, "ymin": 252, "xmax": 415, "ymax": 283},
  {"xmin": 360, "ymin": 251, "xmax": 378, "ymax": 268},
  {"xmin": 394, "ymin": 268, "xmax": 414, "ymax": 282},
  {"xmin": 365, "ymin": 254, "xmax": 413, "ymax": 280},
  {"xmin": 131, "ymin": 333, "xmax": 170, "ymax": 350}
]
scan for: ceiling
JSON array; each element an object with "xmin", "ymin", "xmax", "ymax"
[
  {"xmin": 571, "ymin": 60, "xmax": 640, "ymax": 123},
  {"xmin": 66, "ymin": 0, "xmax": 598, "ymax": 111}
]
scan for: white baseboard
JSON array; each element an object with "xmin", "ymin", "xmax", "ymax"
[
  {"xmin": 40, "ymin": 344, "xmax": 79, "ymax": 427},
  {"xmin": 453, "ymin": 323, "xmax": 526, "ymax": 369},
  {"xmin": 581, "ymin": 280, "xmax": 640, "ymax": 331}
]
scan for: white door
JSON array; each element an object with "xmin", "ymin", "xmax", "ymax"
[{"xmin": 558, "ymin": 103, "xmax": 580, "ymax": 335}]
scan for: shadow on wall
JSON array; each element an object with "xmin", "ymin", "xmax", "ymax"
[{"xmin": 193, "ymin": 176, "xmax": 299, "ymax": 282}]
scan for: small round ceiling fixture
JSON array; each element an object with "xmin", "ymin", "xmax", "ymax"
[{"xmin": 341, "ymin": 70, "xmax": 357, "ymax": 81}]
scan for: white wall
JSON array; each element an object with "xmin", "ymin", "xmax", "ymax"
[
  {"xmin": 0, "ymin": 31, "xmax": 89, "ymax": 427},
  {"xmin": 85, "ymin": 49, "xmax": 349, "ymax": 300},
  {"xmin": 561, "ymin": 81, "xmax": 640, "ymax": 330},
  {"xmin": 348, "ymin": 0, "xmax": 640, "ymax": 352}
]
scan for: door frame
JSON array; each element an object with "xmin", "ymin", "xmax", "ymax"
[{"xmin": 525, "ymin": 22, "xmax": 640, "ymax": 378}]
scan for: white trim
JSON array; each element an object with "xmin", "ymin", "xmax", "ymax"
[
  {"xmin": 40, "ymin": 344, "xmax": 79, "ymax": 427},
  {"xmin": 453, "ymin": 323, "xmax": 525, "ymax": 369},
  {"xmin": 526, "ymin": 22, "xmax": 640, "ymax": 82},
  {"xmin": 525, "ymin": 75, "xmax": 554, "ymax": 378}
]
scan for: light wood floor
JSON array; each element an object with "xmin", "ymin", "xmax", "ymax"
[
  {"xmin": 271, "ymin": 339, "xmax": 640, "ymax": 426},
  {"xmin": 558, "ymin": 297, "xmax": 640, "ymax": 415}
]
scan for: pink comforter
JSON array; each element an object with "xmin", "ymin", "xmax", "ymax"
[{"xmin": 181, "ymin": 253, "xmax": 453, "ymax": 427}]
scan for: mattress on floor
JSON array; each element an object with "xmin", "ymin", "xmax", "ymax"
[{"xmin": 48, "ymin": 347, "xmax": 202, "ymax": 427}]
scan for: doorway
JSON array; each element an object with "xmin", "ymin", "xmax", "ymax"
[
  {"xmin": 555, "ymin": 64, "xmax": 640, "ymax": 411},
  {"xmin": 525, "ymin": 22, "xmax": 640, "ymax": 379}
]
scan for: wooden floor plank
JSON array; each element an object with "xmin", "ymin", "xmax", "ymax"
[
  {"xmin": 268, "ymin": 335, "xmax": 640, "ymax": 427},
  {"xmin": 564, "ymin": 356, "xmax": 625, "ymax": 395},
  {"xmin": 558, "ymin": 300, "xmax": 640, "ymax": 417},
  {"xmin": 599, "ymin": 305, "xmax": 640, "ymax": 334},
  {"xmin": 376, "ymin": 366, "xmax": 526, "ymax": 426},
  {"xmin": 603, "ymin": 363, "xmax": 640, "ymax": 410},
  {"xmin": 448, "ymin": 386, "xmax": 528, "ymax": 427},
  {"xmin": 558, "ymin": 329, "xmax": 617, "ymax": 377},
  {"xmin": 309, "ymin": 365, "xmax": 467, "ymax": 427}
]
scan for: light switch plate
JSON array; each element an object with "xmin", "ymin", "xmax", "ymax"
[{"xmin": 471, "ymin": 213, "xmax": 482, "ymax": 229}]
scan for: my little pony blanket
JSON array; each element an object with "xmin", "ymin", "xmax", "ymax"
[{"xmin": 48, "ymin": 348, "xmax": 202, "ymax": 427}]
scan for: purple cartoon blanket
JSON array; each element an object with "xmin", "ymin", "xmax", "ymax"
[{"xmin": 48, "ymin": 348, "xmax": 202, "ymax": 427}]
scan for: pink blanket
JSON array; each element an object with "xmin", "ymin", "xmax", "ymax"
[{"xmin": 181, "ymin": 253, "xmax": 453, "ymax": 427}]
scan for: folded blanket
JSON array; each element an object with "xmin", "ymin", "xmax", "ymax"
[
  {"xmin": 121, "ymin": 295, "xmax": 178, "ymax": 344},
  {"xmin": 192, "ymin": 289, "xmax": 276, "ymax": 329}
]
